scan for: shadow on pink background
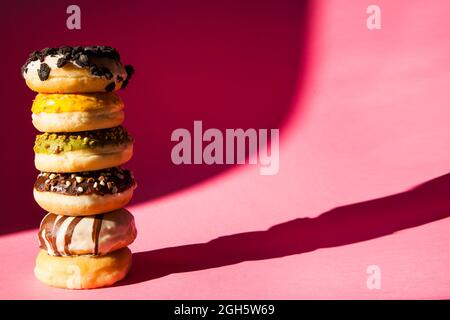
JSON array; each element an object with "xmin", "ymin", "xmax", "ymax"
[
  {"xmin": 124, "ymin": 173, "xmax": 450, "ymax": 285},
  {"xmin": 0, "ymin": 0, "xmax": 449, "ymax": 299}
]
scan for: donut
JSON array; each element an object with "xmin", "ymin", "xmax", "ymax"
[
  {"xmin": 33, "ymin": 167, "xmax": 137, "ymax": 216},
  {"xmin": 22, "ymin": 46, "xmax": 134, "ymax": 93},
  {"xmin": 32, "ymin": 93, "xmax": 124, "ymax": 132},
  {"xmin": 38, "ymin": 209, "xmax": 137, "ymax": 256},
  {"xmin": 34, "ymin": 247, "xmax": 132, "ymax": 289},
  {"xmin": 34, "ymin": 126, "xmax": 133, "ymax": 172}
]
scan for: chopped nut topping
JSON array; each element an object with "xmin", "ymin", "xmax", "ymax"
[
  {"xmin": 35, "ymin": 167, "xmax": 135, "ymax": 196},
  {"xmin": 116, "ymin": 173, "xmax": 124, "ymax": 179}
]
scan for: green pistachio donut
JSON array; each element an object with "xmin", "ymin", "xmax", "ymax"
[{"xmin": 34, "ymin": 126, "xmax": 133, "ymax": 173}]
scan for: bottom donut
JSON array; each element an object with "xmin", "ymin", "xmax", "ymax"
[{"xmin": 34, "ymin": 247, "xmax": 132, "ymax": 289}]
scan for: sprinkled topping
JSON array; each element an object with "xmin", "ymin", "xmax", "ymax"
[
  {"xmin": 34, "ymin": 167, "xmax": 136, "ymax": 196},
  {"xmin": 22, "ymin": 46, "xmax": 134, "ymax": 90},
  {"xmin": 34, "ymin": 126, "xmax": 133, "ymax": 155}
]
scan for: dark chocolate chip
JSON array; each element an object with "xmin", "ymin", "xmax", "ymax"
[
  {"xmin": 37, "ymin": 63, "xmax": 50, "ymax": 81},
  {"xmin": 56, "ymin": 57, "xmax": 67, "ymax": 68},
  {"xmin": 101, "ymin": 67, "xmax": 113, "ymax": 80},
  {"xmin": 90, "ymin": 65, "xmax": 103, "ymax": 77},
  {"xmin": 120, "ymin": 79, "xmax": 129, "ymax": 89},
  {"xmin": 79, "ymin": 54, "xmax": 88, "ymax": 64},
  {"xmin": 125, "ymin": 65, "xmax": 135, "ymax": 77},
  {"xmin": 84, "ymin": 46, "xmax": 95, "ymax": 54},
  {"xmin": 105, "ymin": 82, "xmax": 115, "ymax": 92},
  {"xmin": 117, "ymin": 75, "xmax": 123, "ymax": 82},
  {"xmin": 58, "ymin": 46, "xmax": 72, "ymax": 55},
  {"xmin": 76, "ymin": 54, "xmax": 89, "ymax": 67}
]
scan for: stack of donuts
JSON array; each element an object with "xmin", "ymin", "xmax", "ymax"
[{"xmin": 21, "ymin": 46, "xmax": 137, "ymax": 289}]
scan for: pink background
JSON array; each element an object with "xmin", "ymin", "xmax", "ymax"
[{"xmin": 0, "ymin": 0, "xmax": 449, "ymax": 299}]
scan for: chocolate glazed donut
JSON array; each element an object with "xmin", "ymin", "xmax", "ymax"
[{"xmin": 33, "ymin": 167, "xmax": 137, "ymax": 216}]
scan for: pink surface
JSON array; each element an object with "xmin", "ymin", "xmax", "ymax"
[{"xmin": 1, "ymin": 0, "xmax": 450, "ymax": 299}]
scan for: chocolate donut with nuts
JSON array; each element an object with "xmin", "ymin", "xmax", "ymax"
[{"xmin": 33, "ymin": 167, "xmax": 137, "ymax": 216}]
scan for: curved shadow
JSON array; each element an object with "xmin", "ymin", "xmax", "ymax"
[
  {"xmin": 126, "ymin": 0, "xmax": 311, "ymax": 203},
  {"xmin": 121, "ymin": 173, "xmax": 450, "ymax": 285}
]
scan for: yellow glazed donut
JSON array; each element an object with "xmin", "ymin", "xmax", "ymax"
[
  {"xmin": 32, "ymin": 93, "xmax": 124, "ymax": 132},
  {"xmin": 33, "ymin": 167, "xmax": 137, "ymax": 216},
  {"xmin": 21, "ymin": 46, "xmax": 134, "ymax": 93},
  {"xmin": 33, "ymin": 126, "xmax": 134, "ymax": 173},
  {"xmin": 34, "ymin": 247, "xmax": 132, "ymax": 289}
]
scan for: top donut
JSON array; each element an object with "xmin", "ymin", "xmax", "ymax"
[{"xmin": 21, "ymin": 46, "xmax": 134, "ymax": 93}]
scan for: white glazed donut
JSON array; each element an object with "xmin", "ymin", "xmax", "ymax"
[
  {"xmin": 37, "ymin": 209, "xmax": 137, "ymax": 256},
  {"xmin": 22, "ymin": 46, "xmax": 134, "ymax": 93}
]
